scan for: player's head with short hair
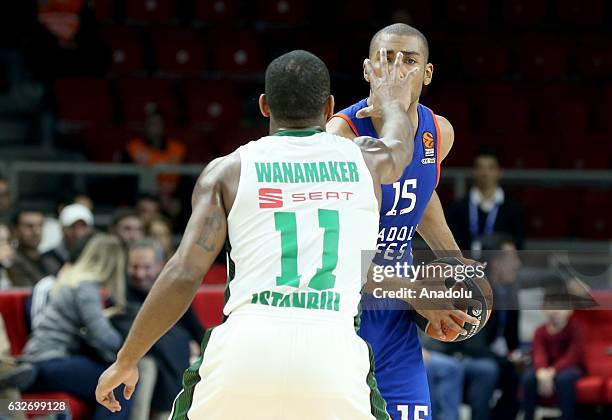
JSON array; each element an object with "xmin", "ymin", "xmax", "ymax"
[
  {"xmin": 366, "ymin": 23, "xmax": 433, "ymax": 106},
  {"xmin": 369, "ymin": 23, "xmax": 429, "ymax": 61},
  {"xmin": 260, "ymin": 50, "xmax": 334, "ymax": 129}
]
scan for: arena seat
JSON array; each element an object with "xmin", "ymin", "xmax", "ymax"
[
  {"xmin": 446, "ymin": 0, "xmax": 490, "ymax": 25},
  {"xmin": 520, "ymin": 189, "xmax": 570, "ymax": 238},
  {"xmin": 460, "ymin": 45, "xmax": 509, "ymax": 79},
  {"xmin": 101, "ymin": 27, "xmax": 145, "ymax": 76},
  {"xmin": 182, "ymin": 80, "xmax": 241, "ymax": 128},
  {"xmin": 256, "ymin": 0, "xmax": 307, "ymax": 23},
  {"xmin": 202, "ymin": 263, "xmax": 228, "ymax": 285},
  {"xmin": 519, "ymin": 42, "xmax": 568, "ymax": 79},
  {"xmin": 577, "ymin": 47, "xmax": 612, "ymax": 79},
  {"xmin": 556, "ymin": 0, "xmax": 604, "ymax": 25},
  {"xmin": 193, "ymin": 0, "xmax": 241, "ymax": 24},
  {"xmin": 85, "ymin": 125, "xmax": 138, "ymax": 162},
  {"xmin": 126, "ymin": 0, "xmax": 175, "ymax": 24},
  {"xmin": 537, "ymin": 99, "xmax": 589, "ymax": 133},
  {"xmin": 167, "ymin": 125, "xmax": 212, "ymax": 164},
  {"xmin": 54, "ymin": 79, "xmax": 114, "ymax": 125},
  {"xmin": 573, "ymin": 291, "xmax": 612, "ymax": 404},
  {"xmin": 152, "ymin": 28, "xmax": 208, "ymax": 75},
  {"xmin": 191, "ymin": 285, "xmax": 226, "ymax": 328},
  {"xmin": 118, "ymin": 78, "xmax": 178, "ymax": 124},
  {"xmin": 481, "ymin": 97, "xmax": 530, "ymax": 132},
  {"xmin": 92, "ymin": 0, "xmax": 116, "ymax": 23},
  {"xmin": 500, "ymin": 0, "xmax": 548, "ymax": 26},
  {"xmin": 336, "ymin": 0, "xmax": 375, "ymax": 23},
  {"xmin": 212, "ymin": 31, "xmax": 265, "ymax": 74},
  {"xmin": 577, "ymin": 191, "xmax": 612, "ymax": 240}
]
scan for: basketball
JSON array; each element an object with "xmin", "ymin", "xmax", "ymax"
[{"xmin": 414, "ymin": 257, "xmax": 493, "ymax": 342}]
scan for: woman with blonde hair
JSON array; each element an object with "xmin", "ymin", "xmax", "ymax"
[{"xmin": 17, "ymin": 234, "xmax": 133, "ymax": 419}]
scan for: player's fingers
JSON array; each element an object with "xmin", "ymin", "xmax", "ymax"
[
  {"xmin": 400, "ymin": 67, "xmax": 419, "ymax": 82},
  {"xmin": 123, "ymin": 384, "xmax": 135, "ymax": 400},
  {"xmin": 364, "ymin": 59, "xmax": 377, "ymax": 84},
  {"xmin": 98, "ymin": 391, "xmax": 121, "ymax": 412},
  {"xmin": 391, "ymin": 52, "xmax": 403, "ymax": 80},
  {"xmin": 451, "ymin": 309, "xmax": 479, "ymax": 326},
  {"xmin": 443, "ymin": 314, "xmax": 468, "ymax": 336},
  {"xmin": 356, "ymin": 106, "xmax": 375, "ymax": 119},
  {"xmin": 379, "ymin": 48, "xmax": 389, "ymax": 78},
  {"xmin": 430, "ymin": 319, "xmax": 446, "ymax": 340}
]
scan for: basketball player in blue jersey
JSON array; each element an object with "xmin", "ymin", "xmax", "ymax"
[{"xmin": 328, "ymin": 24, "xmax": 476, "ymax": 420}]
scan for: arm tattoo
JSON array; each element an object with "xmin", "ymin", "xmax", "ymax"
[{"xmin": 195, "ymin": 210, "xmax": 223, "ymax": 252}]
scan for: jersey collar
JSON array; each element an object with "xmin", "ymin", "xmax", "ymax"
[{"xmin": 271, "ymin": 128, "xmax": 323, "ymax": 137}]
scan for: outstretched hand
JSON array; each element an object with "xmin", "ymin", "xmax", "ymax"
[{"xmin": 356, "ymin": 48, "xmax": 419, "ymax": 119}]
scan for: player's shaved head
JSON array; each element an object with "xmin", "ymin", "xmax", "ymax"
[
  {"xmin": 264, "ymin": 50, "xmax": 331, "ymax": 124},
  {"xmin": 369, "ymin": 23, "xmax": 429, "ymax": 61}
]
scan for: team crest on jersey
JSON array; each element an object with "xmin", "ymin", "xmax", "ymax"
[
  {"xmin": 422, "ymin": 131, "xmax": 435, "ymax": 158},
  {"xmin": 259, "ymin": 188, "xmax": 283, "ymax": 208}
]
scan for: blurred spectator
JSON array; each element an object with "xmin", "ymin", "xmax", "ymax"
[
  {"xmin": 423, "ymin": 348, "xmax": 464, "ymax": 420},
  {"xmin": 447, "ymin": 148, "xmax": 525, "ymax": 251},
  {"xmin": 481, "ymin": 234, "xmax": 523, "ymax": 420},
  {"xmin": 6, "ymin": 207, "xmax": 49, "ymax": 287},
  {"xmin": 124, "ymin": 107, "xmax": 186, "ymax": 194},
  {"xmin": 0, "ymin": 223, "xmax": 15, "ymax": 290},
  {"xmin": 521, "ymin": 296, "xmax": 584, "ymax": 420},
  {"xmin": 41, "ymin": 203, "xmax": 94, "ymax": 275},
  {"xmin": 18, "ymin": 234, "xmax": 132, "ymax": 419},
  {"xmin": 22, "ymin": 0, "xmax": 109, "ymax": 83},
  {"xmin": 112, "ymin": 239, "xmax": 204, "ymax": 418},
  {"xmin": 146, "ymin": 216, "xmax": 174, "ymax": 261},
  {"xmin": 137, "ymin": 194, "xmax": 162, "ymax": 226},
  {"xmin": 74, "ymin": 193, "xmax": 94, "ymax": 211},
  {"xmin": 0, "ymin": 315, "xmax": 29, "ymax": 420},
  {"xmin": 0, "ymin": 178, "xmax": 12, "ymax": 225},
  {"xmin": 423, "ymin": 306, "xmax": 499, "ymax": 420},
  {"xmin": 110, "ymin": 208, "xmax": 144, "ymax": 246}
]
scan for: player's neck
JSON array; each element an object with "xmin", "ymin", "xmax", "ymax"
[
  {"xmin": 370, "ymin": 99, "xmax": 419, "ymax": 137},
  {"xmin": 269, "ymin": 119, "xmax": 326, "ymax": 135}
]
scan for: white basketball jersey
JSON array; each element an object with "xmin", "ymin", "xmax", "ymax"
[{"xmin": 224, "ymin": 130, "xmax": 379, "ymax": 318}]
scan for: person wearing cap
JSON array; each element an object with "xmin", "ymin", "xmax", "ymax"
[{"xmin": 41, "ymin": 203, "xmax": 94, "ymax": 275}]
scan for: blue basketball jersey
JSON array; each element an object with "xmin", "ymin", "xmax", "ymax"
[{"xmin": 335, "ymin": 99, "xmax": 441, "ymax": 420}]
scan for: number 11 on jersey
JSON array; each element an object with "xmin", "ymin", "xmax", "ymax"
[{"xmin": 274, "ymin": 209, "xmax": 339, "ymax": 290}]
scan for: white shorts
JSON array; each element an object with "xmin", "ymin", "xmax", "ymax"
[{"xmin": 169, "ymin": 304, "xmax": 388, "ymax": 420}]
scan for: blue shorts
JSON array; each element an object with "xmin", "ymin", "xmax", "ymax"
[{"xmin": 358, "ymin": 295, "xmax": 431, "ymax": 420}]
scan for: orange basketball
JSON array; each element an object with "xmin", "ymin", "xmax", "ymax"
[
  {"xmin": 422, "ymin": 132, "xmax": 434, "ymax": 148},
  {"xmin": 414, "ymin": 257, "xmax": 493, "ymax": 342}
]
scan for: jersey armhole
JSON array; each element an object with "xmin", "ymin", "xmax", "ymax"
[
  {"xmin": 431, "ymin": 110, "xmax": 442, "ymax": 188},
  {"xmin": 331, "ymin": 113, "xmax": 360, "ymax": 137},
  {"xmin": 226, "ymin": 146, "xmax": 247, "ymax": 225}
]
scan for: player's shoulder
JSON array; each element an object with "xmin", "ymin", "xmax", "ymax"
[
  {"xmin": 327, "ymin": 114, "xmax": 359, "ymax": 140},
  {"xmin": 433, "ymin": 113, "xmax": 453, "ymax": 138},
  {"xmin": 197, "ymin": 150, "xmax": 241, "ymax": 187}
]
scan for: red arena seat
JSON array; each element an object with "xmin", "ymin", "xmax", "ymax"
[
  {"xmin": 125, "ymin": 0, "xmax": 174, "ymax": 24},
  {"xmin": 118, "ymin": 78, "xmax": 178, "ymax": 124},
  {"xmin": 446, "ymin": 0, "xmax": 490, "ymax": 25},
  {"xmin": 212, "ymin": 31, "xmax": 264, "ymax": 74},
  {"xmin": 193, "ymin": 0, "xmax": 241, "ymax": 24},
  {"xmin": 501, "ymin": 0, "xmax": 547, "ymax": 26},
  {"xmin": 54, "ymin": 79, "xmax": 114, "ymax": 125},
  {"xmin": 151, "ymin": 28, "xmax": 208, "ymax": 75},
  {"xmin": 556, "ymin": 0, "xmax": 604, "ymax": 25},
  {"xmin": 192, "ymin": 286, "xmax": 226, "ymax": 328},
  {"xmin": 256, "ymin": 0, "xmax": 307, "ymax": 23},
  {"xmin": 101, "ymin": 27, "xmax": 145, "ymax": 75},
  {"xmin": 182, "ymin": 80, "xmax": 241, "ymax": 128}
]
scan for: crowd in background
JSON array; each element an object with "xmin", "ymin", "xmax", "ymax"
[{"xmin": 0, "ymin": 148, "xmax": 594, "ymax": 420}]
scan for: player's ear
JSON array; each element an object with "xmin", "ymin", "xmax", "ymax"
[
  {"xmin": 324, "ymin": 95, "xmax": 335, "ymax": 121},
  {"xmin": 363, "ymin": 59, "xmax": 370, "ymax": 83},
  {"xmin": 423, "ymin": 63, "xmax": 434, "ymax": 86},
  {"xmin": 259, "ymin": 94, "xmax": 271, "ymax": 118}
]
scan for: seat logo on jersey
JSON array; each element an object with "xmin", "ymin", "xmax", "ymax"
[{"xmin": 259, "ymin": 188, "xmax": 283, "ymax": 208}]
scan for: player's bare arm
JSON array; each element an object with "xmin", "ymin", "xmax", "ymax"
[
  {"xmin": 95, "ymin": 153, "xmax": 240, "ymax": 413},
  {"xmin": 416, "ymin": 116, "xmax": 461, "ymax": 254}
]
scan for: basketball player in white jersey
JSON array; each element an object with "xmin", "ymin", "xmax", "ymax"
[{"xmin": 96, "ymin": 49, "xmax": 418, "ymax": 419}]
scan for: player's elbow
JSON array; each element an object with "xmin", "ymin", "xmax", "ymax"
[{"xmin": 163, "ymin": 255, "xmax": 204, "ymax": 290}]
